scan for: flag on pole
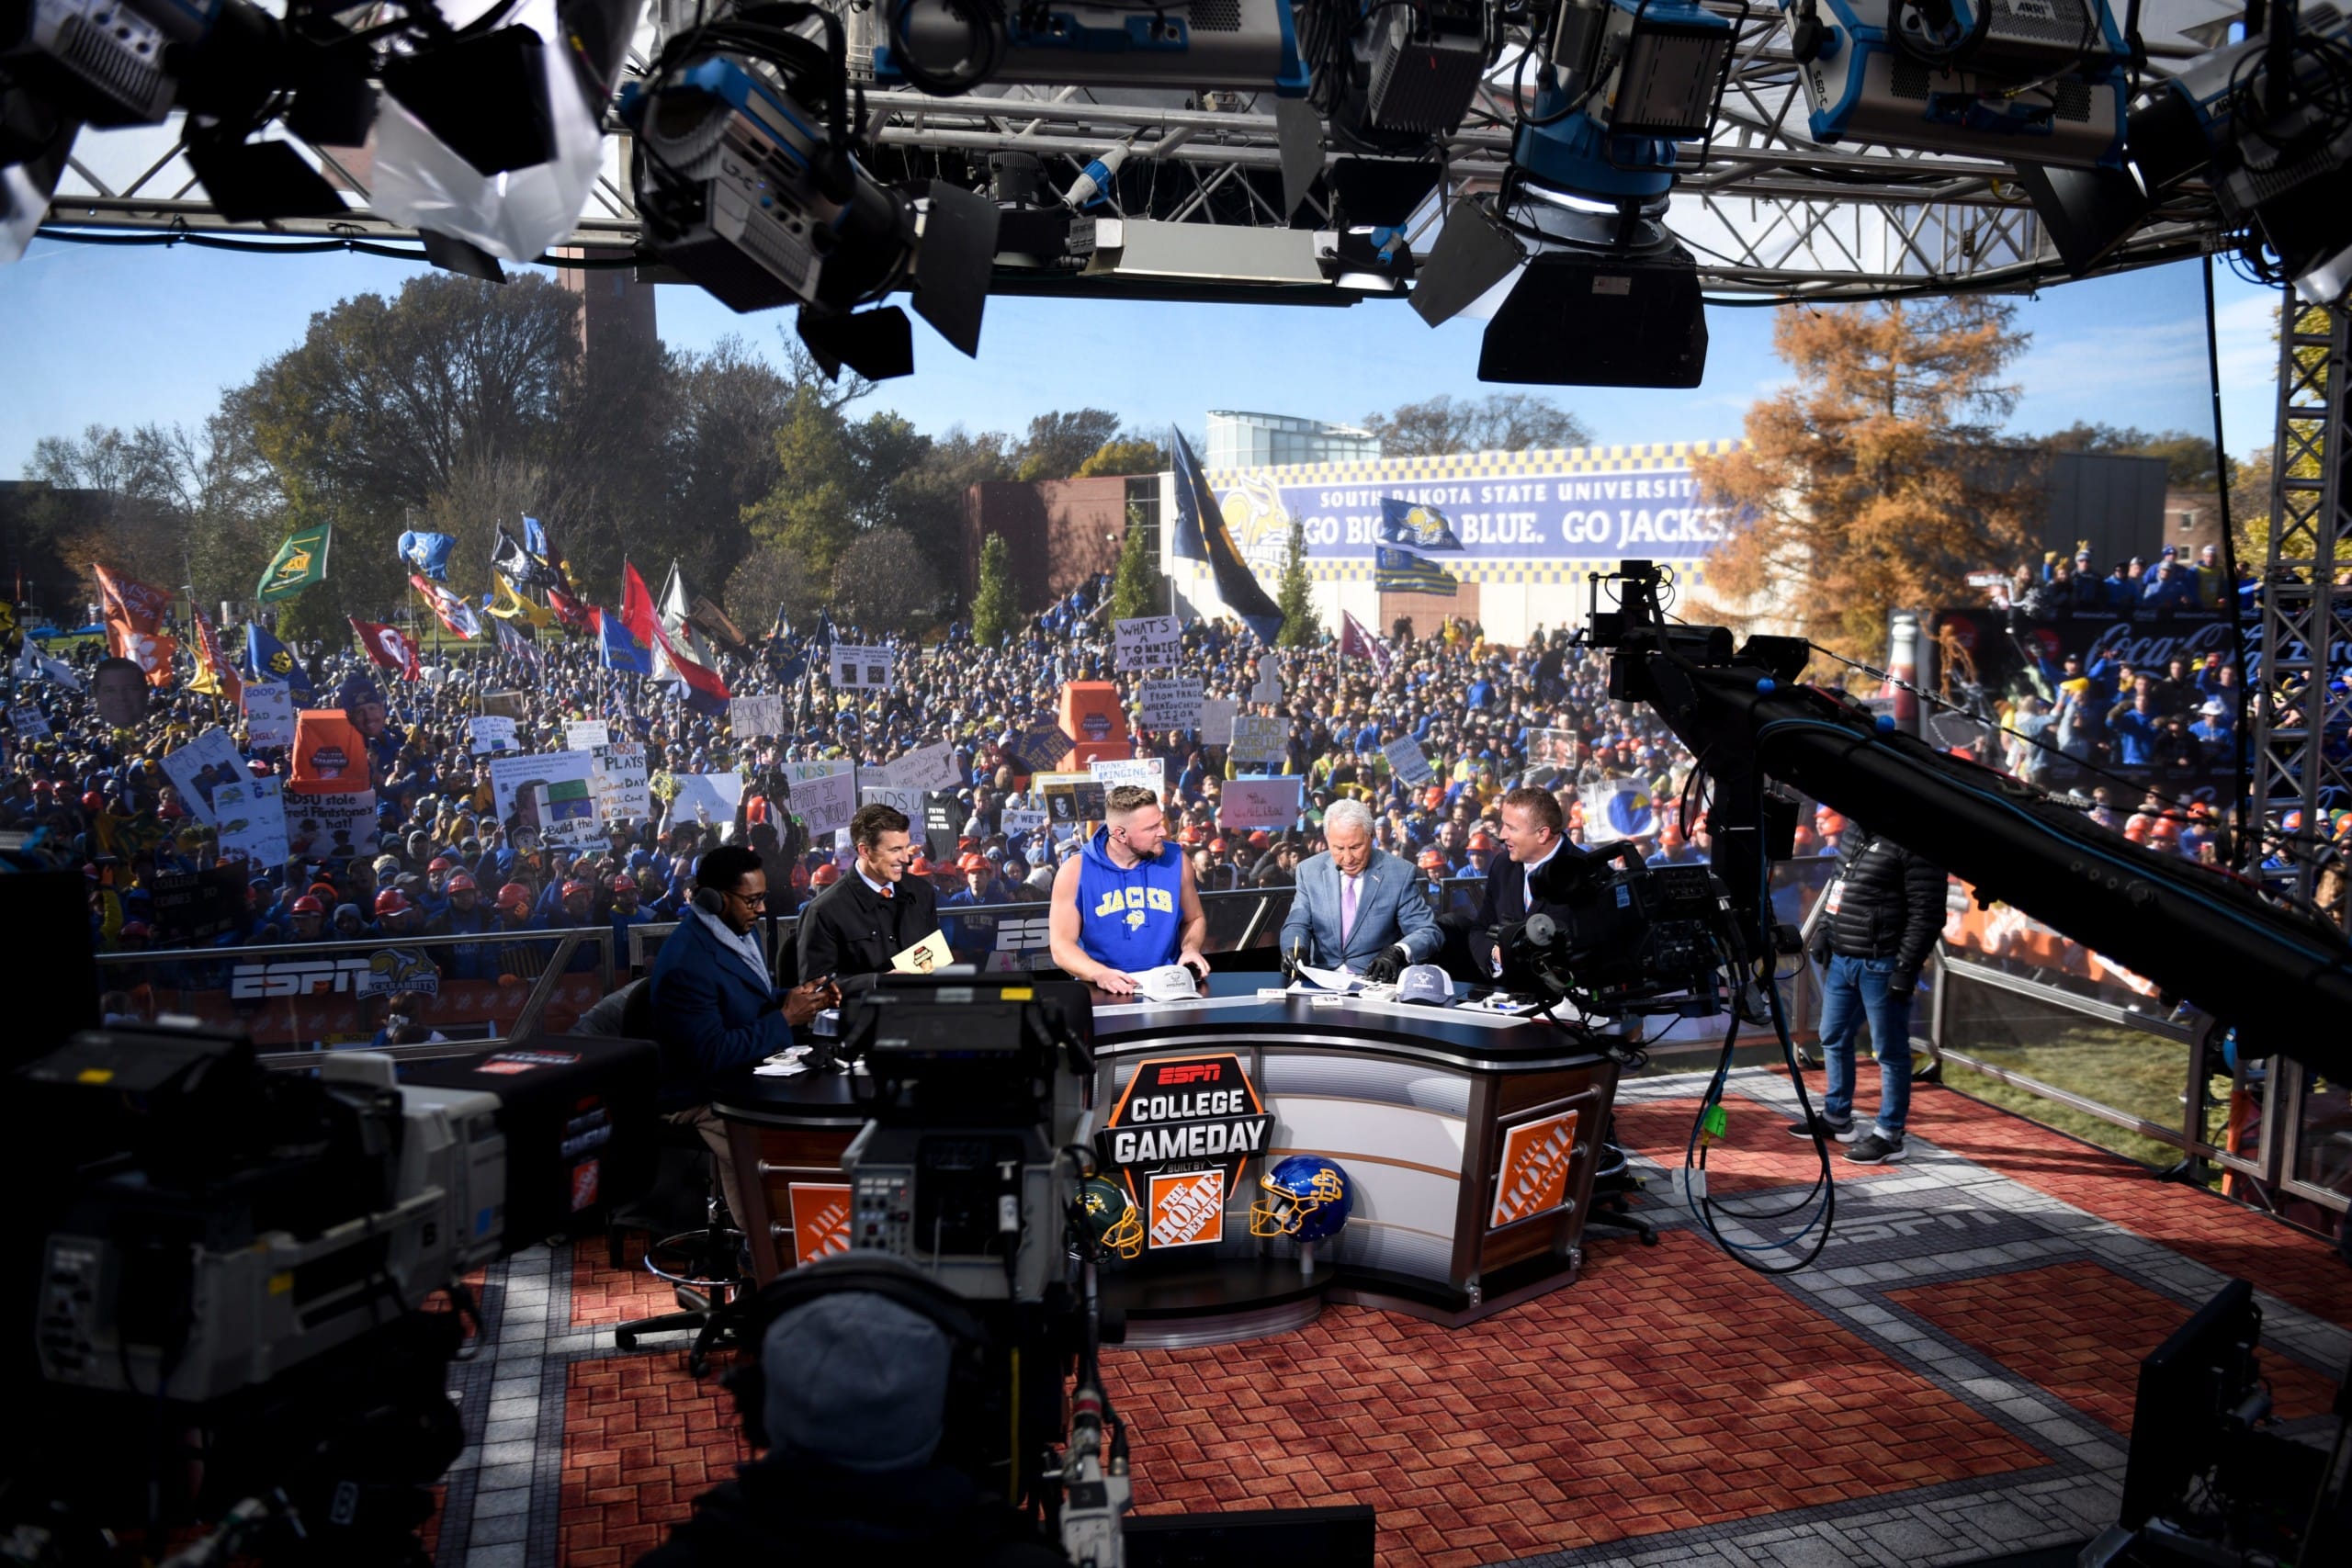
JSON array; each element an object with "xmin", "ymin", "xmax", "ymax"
[
  {"xmin": 187, "ymin": 604, "xmax": 243, "ymax": 703},
  {"xmin": 1340, "ymin": 610, "xmax": 1393, "ymax": 678},
  {"xmin": 492, "ymin": 528, "xmax": 562, "ymax": 594},
  {"xmin": 648, "ymin": 562, "xmax": 732, "ymax": 716},
  {"xmin": 689, "ymin": 595, "xmax": 750, "ymax": 653},
  {"xmin": 546, "ymin": 581, "xmax": 594, "ymax": 632},
  {"xmin": 596, "ymin": 607, "xmax": 654, "ymax": 675},
  {"xmin": 1374, "ymin": 547, "xmax": 1459, "ymax": 597},
  {"xmin": 413, "ymin": 573, "xmax": 483, "ymax": 639},
  {"xmin": 523, "ymin": 514, "xmax": 560, "ymax": 576},
  {"xmin": 243, "ymin": 621, "xmax": 316, "ymax": 702},
  {"xmin": 1376, "ymin": 497, "xmax": 1465, "ymax": 551},
  {"xmin": 398, "ymin": 530, "xmax": 458, "ymax": 581},
  {"xmin": 487, "ymin": 573, "xmax": 554, "ymax": 627},
  {"xmin": 92, "ymin": 563, "xmax": 177, "ymax": 686},
  {"xmin": 1169, "ymin": 427, "xmax": 1283, "ymax": 641},
  {"xmin": 492, "ymin": 614, "xmax": 541, "ymax": 665},
  {"xmin": 256, "ymin": 521, "xmax": 332, "ymax": 603},
  {"xmin": 349, "ymin": 617, "xmax": 424, "ymax": 681}
]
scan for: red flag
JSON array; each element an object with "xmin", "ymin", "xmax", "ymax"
[
  {"xmin": 546, "ymin": 581, "xmax": 594, "ymax": 631},
  {"xmin": 92, "ymin": 563, "xmax": 177, "ymax": 687},
  {"xmin": 348, "ymin": 617, "xmax": 423, "ymax": 682},
  {"xmin": 1341, "ymin": 610, "xmax": 1393, "ymax": 680},
  {"xmin": 621, "ymin": 561, "xmax": 661, "ymax": 649},
  {"xmin": 411, "ymin": 573, "xmax": 482, "ymax": 639}
]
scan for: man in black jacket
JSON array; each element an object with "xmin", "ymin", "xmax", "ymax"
[
  {"xmin": 1469, "ymin": 786, "xmax": 1592, "ymax": 979},
  {"xmin": 1793, "ymin": 822, "xmax": 1947, "ymax": 1163},
  {"xmin": 797, "ymin": 803, "xmax": 943, "ymax": 994}
]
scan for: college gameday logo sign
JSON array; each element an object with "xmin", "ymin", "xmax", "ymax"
[{"xmin": 1097, "ymin": 1053, "xmax": 1272, "ymax": 1249}]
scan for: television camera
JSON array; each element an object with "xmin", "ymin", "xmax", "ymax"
[
  {"xmin": 1495, "ymin": 841, "xmax": 1750, "ymax": 1018},
  {"xmin": 6, "ymin": 1024, "xmax": 658, "ymax": 1564},
  {"xmin": 816, "ymin": 975, "xmax": 1135, "ymax": 1562}
]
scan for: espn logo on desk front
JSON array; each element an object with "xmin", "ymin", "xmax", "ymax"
[{"xmin": 1148, "ymin": 1170, "xmax": 1227, "ymax": 1248}]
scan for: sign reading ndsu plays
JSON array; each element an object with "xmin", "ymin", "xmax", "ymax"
[
  {"xmin": 1489, "ymin": 1109, "xmax": 1580, "ymax": 1229},
  {"xmin": 1097, "ymin": 1053, "xmax": 1272, "ymax": 1249}
]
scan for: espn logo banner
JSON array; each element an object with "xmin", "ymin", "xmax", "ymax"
[
  {"xmin": 789, "ymin": 1183, "xmax": 854, "ymax": 1267},
  {"xmin": 1489, "ymin": 1109, "xmax": 1579, "ymax": 1229},
  {"xmin": 1148, "ymin": 1169, "xmax": 1226, "ymax": 1248}
]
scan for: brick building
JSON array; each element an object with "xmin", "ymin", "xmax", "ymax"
[{"xmin": 961, "ymin": 475, "xmax": 1158, "ymax": 610}]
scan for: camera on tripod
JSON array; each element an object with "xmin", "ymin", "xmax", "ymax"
[{"xmin": 10, "ymin": 1024, "xmax": 658, "ymax": 1560}]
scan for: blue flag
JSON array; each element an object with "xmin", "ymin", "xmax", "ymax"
[
  {"xmin": 1374, "ymin": 547, "xmax": 1459, "ymax": 597},
  {"xmin": 1377, "ymin": 497, "xmax": 1464, "ymax": 551},
  {"xmin": 243, "ymin": 622, "xmax": 317, "ymax": 702},
  {"xmin": 398, "ymin": 529, "xmax": 458, "ymax": 581},
  {"xmin": 523, "ymin": 514, "xmax": 552, "ymax": 562},
  {"xmin": 596, "ymin": 607, "xmax": 654, "ymax": 675}
]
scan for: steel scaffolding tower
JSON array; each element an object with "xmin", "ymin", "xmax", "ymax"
[{"xmin": 2253, "ymin": 299, "xmax": 2352, "ymax": 926}]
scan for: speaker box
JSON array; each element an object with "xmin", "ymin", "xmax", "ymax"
[{"xmin": 1477, "ymin": 248, "xmax": 1708, "ymax": 388}]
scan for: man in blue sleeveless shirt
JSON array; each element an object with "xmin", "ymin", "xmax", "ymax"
[{"xmin": 1048, "ymin": 784, "xmax": 1208, "ymax": 994}]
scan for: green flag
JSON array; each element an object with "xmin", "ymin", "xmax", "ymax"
[{"xmin": 256, "ymin": 522, "xmax": 333, "ymax": 603}]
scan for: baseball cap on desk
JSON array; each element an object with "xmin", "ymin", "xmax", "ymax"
[
  {"xmin": 1395, "ymin": 964, "xmax": 1454, "ymax": 1006},
  {"xmin": 1136, "ymin": 965, "xmax": 1203, "ymax": 1004}
]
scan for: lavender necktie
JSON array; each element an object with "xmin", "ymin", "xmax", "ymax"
[{"xmin": 1340, "ymin": 873, "xmax": 1359, "ymax": 948}]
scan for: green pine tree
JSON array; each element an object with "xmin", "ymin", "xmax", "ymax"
[
  {"xmin": 1108, "ymin": 502, "xmax": 1166, "ymax": 622},
  {"xmin": 1274, "ymin": 519, "xmax": 1321, "ymax": 648},
  {"xmin": 972, "ymin": 532, "xmax": 1018, "ymax": 646}
]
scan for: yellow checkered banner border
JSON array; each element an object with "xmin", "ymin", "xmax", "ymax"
[{"xmin": 1203, "ymin": 441, "xmax": 1744, "ymax": 581}]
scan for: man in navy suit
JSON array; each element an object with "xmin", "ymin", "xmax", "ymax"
[
  {"xmin": 1280, "ymin": 798, "xmax": 1440, "ymax": 981},
  {"xmin": 650, "ymin": 844, "xmax": 838, "ymax": 1219},
  {"xmin": 1473, "ymin": 787, "xmax": 1591, "ymax": 979}
]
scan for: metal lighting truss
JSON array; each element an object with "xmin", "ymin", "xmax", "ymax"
[
  {"xmin": 2253, "ymin": 300, "xmax": 2352, "ymax": 930},
  {"xmin": 32, "ymin": 1, "xmax": 2238, "ymax": 299}
]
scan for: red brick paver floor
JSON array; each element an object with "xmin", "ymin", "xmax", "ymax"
[
  {"xmin": 560, "ymin": 1348, "xmax": 751, "ymax": 1566},
  {"xmin": 1891, "ymin": 1258, "xmax": 2341, "ymax": 1436},
  {"xmin": 1102, "ymin": 1228, "xmax": 2043, "ymax": 1568}
]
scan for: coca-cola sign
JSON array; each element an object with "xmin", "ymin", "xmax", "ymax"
[{"xmin": 1940, "ymin": 608, "xmax": 2240, "ymax": 685}]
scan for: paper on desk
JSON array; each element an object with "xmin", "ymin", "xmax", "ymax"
[
  {"xmin": 1294, "ymin": 963, "xmax": 1366, "ymax": 993},
  {"xmin": 753, "ymin": 1061, "xmax": 808, "ymax": 1077},
  {"xmin": 891, "ymin": 930, "xmax": 954, "ymax": 975}
]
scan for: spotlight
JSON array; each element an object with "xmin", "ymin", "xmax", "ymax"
[
  {"xmin": 2018, "ymin": 3, "xmax": 2352, "ymax": 299},
  {"xmin": 1782, "ymin": 0, "xmax": 2130, "ymax": 168},
  {"xmin": 622, "ymin": 4, "xmax": 999, "ymax": 378}
]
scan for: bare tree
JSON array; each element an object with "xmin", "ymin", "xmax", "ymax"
[
  {"xmin": 1360, "ymin": 394, "xmax": 1589, "ymax": 457},
  {"xmin": 830, "ymin": 527, "xmax": 944, "ymax": 631}
]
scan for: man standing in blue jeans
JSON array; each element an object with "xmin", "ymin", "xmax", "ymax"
[{"xmin": 1791, "ymin": 822, "xmax": 1948, "ymax": 1163}]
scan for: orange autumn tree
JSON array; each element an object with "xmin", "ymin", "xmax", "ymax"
[{"xmin": 1692, "ymin": 299, "xmax": 2041, "ymax": 660}]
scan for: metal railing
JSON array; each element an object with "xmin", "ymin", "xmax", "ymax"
[{"xmin": 1928, "ymin": 902, "xmax": 2349, "ymax": 1233}]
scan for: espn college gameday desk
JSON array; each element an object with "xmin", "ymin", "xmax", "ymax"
[{"xmin": 709, "ymin": 973, "xmax": 1623, "ymax": 1343}]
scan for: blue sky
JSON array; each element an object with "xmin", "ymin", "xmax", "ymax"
[{"xmin": 0, "ymin": 236, "xmax": 2282, "ymax": 477}]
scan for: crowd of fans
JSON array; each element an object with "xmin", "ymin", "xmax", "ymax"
[{"xmin": 3, "ymin": 541, "xmax": 2339, "ymax": 973}]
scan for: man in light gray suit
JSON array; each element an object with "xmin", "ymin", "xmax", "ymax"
[{"xmin": 1279, "ymin": 799, "xmax": 1441, "ymax": 981}]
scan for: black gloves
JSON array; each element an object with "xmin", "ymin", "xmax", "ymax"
[
  {"xmin": 1282, "ymin": 939, "xmax": 1308, "ymax": 983},
  {"xmin": 1364, "ymin": 946, "xmax": 1409, "ymax": 985},
  {"xmin": 1888, "ymin": 972, "xmax": 1919, "ymax": 1003}
]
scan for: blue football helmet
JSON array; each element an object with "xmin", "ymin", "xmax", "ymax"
[{"xmin": 1249, "ymin": 1155, "xmax": 1352, "ymax": 1242}]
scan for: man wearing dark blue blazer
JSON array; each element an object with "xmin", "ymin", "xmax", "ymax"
[
  {"xmin": 1279, "ymin": 799, "xmax": 1441, "ymax": 981},
  {"xmin": 649, "ymin": 843, "xmax": 838, "ymax": 1218},
  {"xmin": 1472, "ymin": 787, "xmax": 1593, "ymax": 978}
]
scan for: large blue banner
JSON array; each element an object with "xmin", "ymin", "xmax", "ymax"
[{"xmin": 1207, "ymin": 442, "xmax": 1739, "ymax": 577}]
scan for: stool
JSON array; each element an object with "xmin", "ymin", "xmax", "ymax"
[{"xmin": 613, "ymin": 1133, "xmax": 755, "ymax": 1377}]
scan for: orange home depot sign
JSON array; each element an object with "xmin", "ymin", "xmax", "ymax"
[
  {"xmin": 1942, "ymin": 880, "xmax": 2159, "ymax": 998},
  {"xmin": 1058, "ymin": 681, "xmax": 1130, "ymax": 767},
  {"xmin": 1148, "ymin": 1169, "xmax": 1227, "ymax": 1248},
  {"xmin": 1490, "ymin": 1109, "xmax": 1579, "ymax": 1229},
  {"xmin": 788, "ymin": 1183, "xmax": 853, "ymax": 1267},
  {"xmin": 291, "ymin": 710, "xmax": 370, "ymax": 793}
]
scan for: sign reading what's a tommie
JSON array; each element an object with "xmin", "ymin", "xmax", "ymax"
[{"xmin": 1097, "ymin": 1053, "xmax": 1272, "ymax": 1248}]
